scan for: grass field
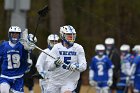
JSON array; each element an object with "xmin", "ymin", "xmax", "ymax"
[
  {"xmin": 24, "ymin": 83, "xmax": 96, "ymax": 93},
  {"xmin": 24, "ymin": 83, "xmax": 131, "ymax": 93}
]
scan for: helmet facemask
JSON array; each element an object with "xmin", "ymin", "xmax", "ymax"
[
  {"xmin": 49, "ymin": 40, "xmax": 59, "ymax": 48},
  {"xmin": 63, "ymin": 33, "xmax": 76, "ymax": 46},
  {"xmin": 121, "ymin": 51, "xmax": 129, "ymax": 57},
  {"xmin": 95, "ymin": 44, "xmax": 105, "ymax": 58},
  {"xmin": 106, "ymin": 44, "xmax": 114, "ymax": 50},
  {"xmin": 9, "ymin": 32, "xmax": 21, "ymax": 44},
  {"xmin": 47, "ymin": 34, "xmax": 59, "ymax": 49},
  {"xmin": 96, "ymin": 50, "xmax": 105, "ymax": 57}
]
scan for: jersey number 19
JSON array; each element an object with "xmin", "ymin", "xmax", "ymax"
[{"xmin": 7, "ymin": 54, "xmax": 20, "ymax": 69}]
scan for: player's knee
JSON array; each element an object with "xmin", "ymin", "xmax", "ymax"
[
  {"xmin": 102, "ymin": 87, "xmax": 109, "ymax": 93},
  {"xmin": 1, "ymin": 83, "xmax": 10, "ymax": 93}
]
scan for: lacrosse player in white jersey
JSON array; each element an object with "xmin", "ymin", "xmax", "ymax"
[
  {"xmin": 35, "ymin": 34, "xmax": 59, "ymax": 93},
  {"xmin": 46, "ymin": 25, "xmax": 87, "ymax": 93}
]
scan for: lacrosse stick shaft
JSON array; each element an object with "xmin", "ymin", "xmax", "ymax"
[
  {"xmin": 123, "ymin": 85, "xmax": 128, "ymax": 93},
  {"xmin": 35, "ymin": 45, "xmax": 56, "ymax": 59},
  {"xmin": 35, "ymin": 45, "xmax": 69, "ymax": 67}
]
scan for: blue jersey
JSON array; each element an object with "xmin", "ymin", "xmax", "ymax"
[
  {"xmin": 90, "ymin": 55, "xmax": 113, "ymax": 82},
  {"xmin": 133, "ymin": 55, "xmax": 140, "ymax": 76},
  {"xmin": 118, "ymin": 54, "xmax": 131, "ymax": 86},
  {"xmin": 132, "ymin": 55, "xmax": 140, "ymax": 91},
  {"xmin": 0, "ymin": 41, "xmax": 29, "ymax": 77}
]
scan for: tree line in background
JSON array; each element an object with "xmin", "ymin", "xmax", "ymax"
[{"xmin": 0, "ymin": 0, "xmax": 140, "ymax": 84}]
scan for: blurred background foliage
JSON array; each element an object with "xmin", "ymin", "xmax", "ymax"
[{"xmin": 1, "ymin": 0, "xmax": 140, "ymax": 84}]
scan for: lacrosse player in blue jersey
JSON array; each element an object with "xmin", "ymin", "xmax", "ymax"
[
  {"xmin": 0, "ymin": 26, "xmax": 37, "ymax": 93},
  {"xmin": 116, "ymin": 44, "xmax": 131, "ymax": 93},
  {"xmin": 128, "ymin": 46, "xmax": 140, "ymax": 93},
  {"xmin": 128, "ymin": 45, "xmax": 140, "ymax": 93},
  {"xmin": 104, "ymin": 37, "xmax": 121, "ymax": 93},
  {"xmin": 89, "ymin": 44, "xmax": 114, "ymax": 93}
]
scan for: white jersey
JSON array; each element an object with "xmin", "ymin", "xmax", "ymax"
[
  {"xmin": 47, "ymin": 43, "xmax": 87, "ymax": 84},
  {"xmin": 36, "ymin": 48, "xmax": 51, "ymax": 85}
]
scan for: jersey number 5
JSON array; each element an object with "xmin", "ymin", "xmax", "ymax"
[
  {"xmin": 62, "ymin": 57, "xmax": 71, "ymax": 69},
  {"xmin": 7, "ymin": 54, "xmax": 20, "ymax": 69}
]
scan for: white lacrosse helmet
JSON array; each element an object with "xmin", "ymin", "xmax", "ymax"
[
  {"xmin": 132, "ymin": 45, "xmax": 140, "ymax": 51},
  {"xmin": 47, "ymin": 34, "xmax": 59, "ymax": 49},
  {"xmin": 60, "ymin": 25, "xmax": 76, "ymax": 46},
  {"xmin": 135, "ymin": 46, "xmax": 140, "ymax": 53},
  {"xmin": 120, "ymin": 44, "xmax": 130, "ymax": 52},
  {"xmin": 132, "ymin": 45, "xmax": 140, "ymax": 55},
  {"xmin": 8, "ymin": 26, "xmax": 22, "ymax": 44},
  {"xmin": 120, "ymin": 44, "xmax": 130, "ymax": 56},
  {"xmin": 105, "ymin": 37, "xmax": 115, "ymax": 50},
  {"xmin": 105, "ymin": 38, "xmax": 115, "ymax": 45},
  {"xmin": 95, "ymin": 44, "xmax": 105, "ymax": 56}
]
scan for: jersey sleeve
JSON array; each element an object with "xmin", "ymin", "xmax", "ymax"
[
  {"xmin": 89, "ymin": 57, "xmax": 95, "ymax": 70},
  {"xmin": 0, "ymin": 41, "xmax": 5, "ymax": 63},
  {"xmin": 106, "ymin": 56, "xmax": 114, "ymax": 69},
  {"xmin": 0, "ymin": 41, "xmax": 4, "ymax": 56},
  {"xmin": 133, "ymin": 56, "xmax": 140, "ymax": 65},
  {"xmin": 47, "ymin": 45, "xmax": 59, "ymax": 70},
  {"xmin": 77, "ymin": 45, "xmax": 87, "ymax": 72},
  {"xmin": 36, "ymin": 49, "xmax": 48, "ymax": 72}
]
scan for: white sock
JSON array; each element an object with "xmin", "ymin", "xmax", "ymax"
[{"xmin": 29, "ymin": 90, "xmax": 34, "ymax": 93}]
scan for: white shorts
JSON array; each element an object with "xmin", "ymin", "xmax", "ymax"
[
  {"xmin": 39, "ymin": 79, "xmax": 48, "ymax": 93},
  {"xmin": 47, "ymin": 80, "xmax": 78, "ymax": 93}
]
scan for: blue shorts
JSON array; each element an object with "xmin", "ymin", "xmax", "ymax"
[
  {"xmin": 97, "ymin": 81, "xmax": 108, "ymax": 88},
  {"xmin": 0, "ymin": 77, "xmax": 24, "ymax": 92},
  {"xmin": 134, "ymin": 76, "xmax": 140, "ymax": 91}
]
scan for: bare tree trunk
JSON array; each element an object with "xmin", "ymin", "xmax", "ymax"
[{"xmin": 49, "ymin": 0, "xmax": 65, "ymax": 34}]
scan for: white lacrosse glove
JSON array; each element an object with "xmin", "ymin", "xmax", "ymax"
[
  {"xmin": 54, "ymin": 57, "xmax": 63, "ymax": 67},
  {"xmin": 27, "ymin": 34, "xmax": 37, "ymax": 43},
  {"xmin": 21, "ymin": 33, "xmax": 37, "ymax": 50},
  {"xmin": 89, "ymin": 80, "xmax": 97, "ymax": 87},
  {"xmin": 107, "ymin": 79, "xmax": 113, "ymax": 86},
  {"xmin": 27, "ymin": 34, "xmax": 37, "ymax": 49},
  {"xmin": 67, "ymin": 63, "xmax": 79, "ymax": 71},
  {"xmin": 24, "ymin": 34, "xmax": 37, "ymax": 50}
]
